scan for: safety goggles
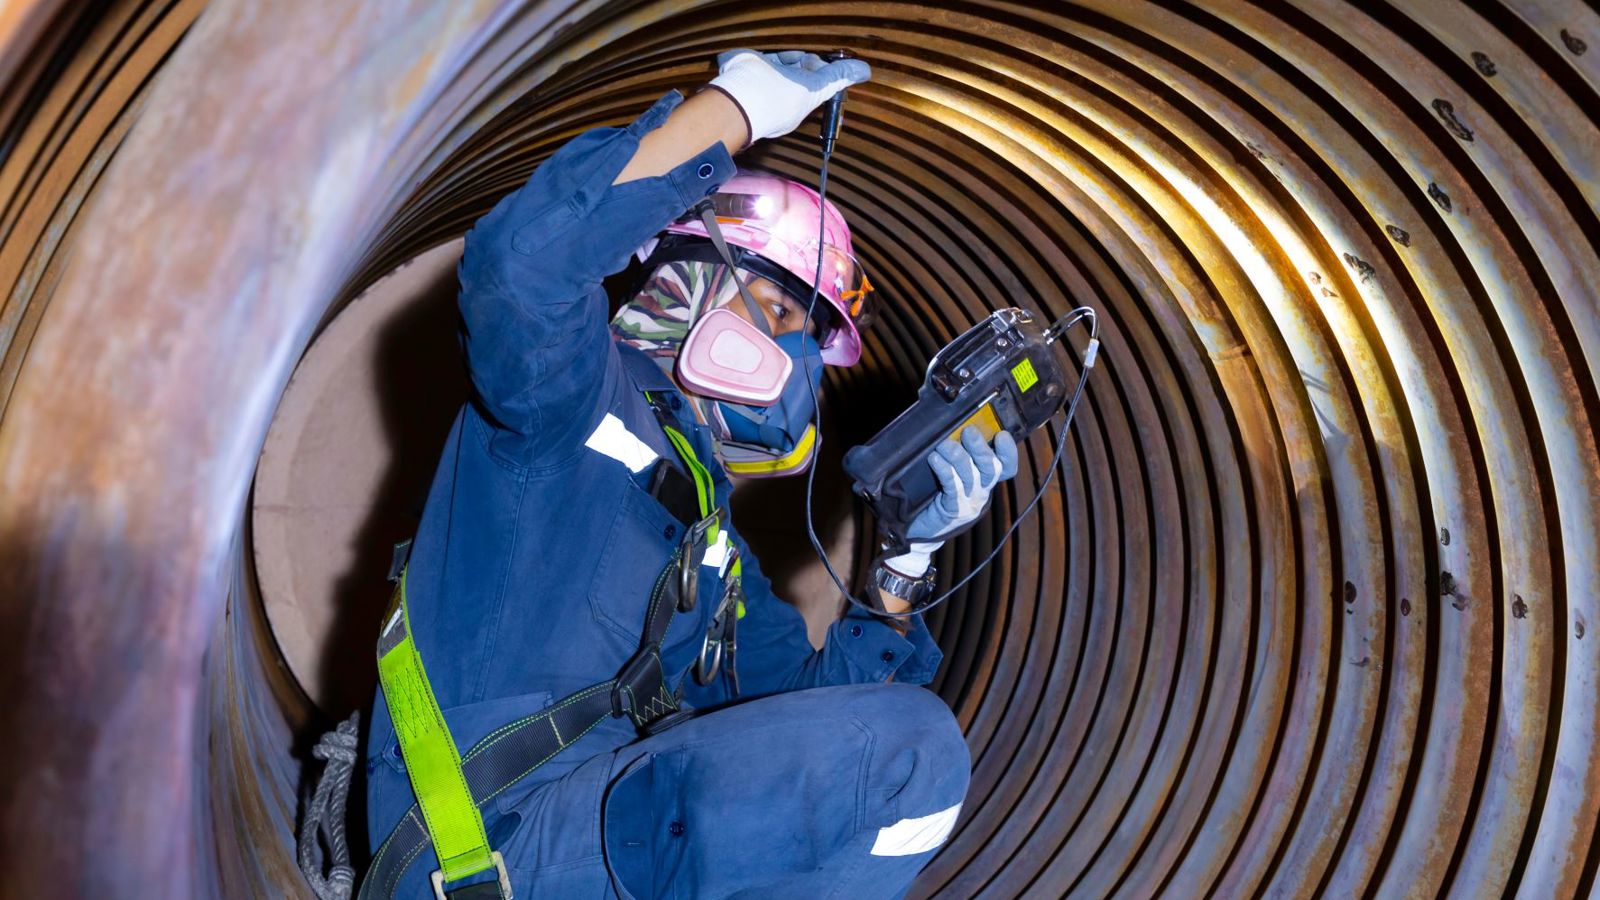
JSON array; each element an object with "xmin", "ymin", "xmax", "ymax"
[
  {"xmin": 645, "ymin": 235, "xmax": 877, "ymax": 341},
  {"xmin": 702, "ymin": 191, "xmax": 877, "ymax": 319},
  {"xmin": 815, "ymin": 243, "xmax": 878, "ymax": 330}
]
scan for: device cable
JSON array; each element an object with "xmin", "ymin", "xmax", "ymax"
[
  {"xmin": 796, "ymin": 150, "xmax": 1101, "ymax": 619},
  {"xmin": 795, "ymin": 67, "xmax": 1099, "ymax": 619}
]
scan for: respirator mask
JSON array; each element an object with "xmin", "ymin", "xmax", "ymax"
[
  {"xmin": 610, "ymin": 254, "xmax": 827, "ymax": 477},
  {"xmin": 687, "ymin": 330, "xmax": 824, "ymax": 478}
]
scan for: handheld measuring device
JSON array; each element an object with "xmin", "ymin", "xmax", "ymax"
[
  {"xmin": 791, "ymin": 47, "xmax": 1101, "ymax": 616},
  {"xmin": 843, "ymin": 307, "xmax": 1098, "ymax": 552}
]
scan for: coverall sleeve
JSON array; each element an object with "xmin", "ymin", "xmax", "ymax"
[
  {"xmin": 686, "ymin": 528, "xmax": 943, "ymax": 707},
  {"xmin": 456, "ymin": 91, "xmax": 735, "ymax": 466}
]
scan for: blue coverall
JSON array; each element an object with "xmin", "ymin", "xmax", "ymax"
[{"xmin": 365, "ymin": 91, "xmax": 970, "ymax": 900}]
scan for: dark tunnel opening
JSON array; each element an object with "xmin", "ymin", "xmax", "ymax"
[{"xmin": 2, "ymin": 2, "xmax": 1599, "ymax": 898}]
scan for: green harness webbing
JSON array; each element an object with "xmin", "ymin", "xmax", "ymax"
[
  {"xmin": 660, "ymin": 423, "xmax": 743, "ymax": 593},
  {"xmin": 362, "ymin": 405, "xmax": 728, "ymax": 900},
  {"xmin": 374, "ymin": 571, "xmax": 497, "ymax": 889},
  {"xmin": 654, "ymin": 395, "xmax": 743, "ymax": 602}
]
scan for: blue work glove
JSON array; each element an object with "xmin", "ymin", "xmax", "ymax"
[
  {"xmin": 883, "ymin": 428, "xmax": 1019, "ymax": 578},
  {"xmin": 708, "ymin": 49, "xmax": 872, "ymax": 145}
]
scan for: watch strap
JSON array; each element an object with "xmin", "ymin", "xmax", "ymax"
[{"xmin": 870, "ymin": 562, "xmax": 937, "ymax": 610}]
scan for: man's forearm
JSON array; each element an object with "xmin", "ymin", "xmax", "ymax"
[{"xmin": 613, "ymin": 89, "xmax": 748, "ymax": 185}]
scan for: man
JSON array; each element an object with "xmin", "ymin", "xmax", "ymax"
[{"xmin": 363, "ymin": 49, "xmax": 1019, "ymax": 900}]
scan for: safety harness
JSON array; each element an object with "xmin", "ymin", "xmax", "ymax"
[{"xmin": 357, "ymin": 395, "xmax": 742, "ymax": 900}]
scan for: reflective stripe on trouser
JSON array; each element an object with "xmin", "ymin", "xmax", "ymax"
[{"xmin": 432, "ymin": 683, "xmax": 971, "ymax": 900}]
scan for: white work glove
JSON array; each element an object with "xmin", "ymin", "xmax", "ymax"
[
  {"xmin": 708, "ymin": 49, "xmax": 872, "ymax": 145},
  {"xmin": 884, "ymin": 429, "xmax": 1020, "ymax": 578}
]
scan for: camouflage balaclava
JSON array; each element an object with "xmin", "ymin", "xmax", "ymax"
[{"xmin": 610, "ymin": 258, "xmax": 743, "ymax": 369}]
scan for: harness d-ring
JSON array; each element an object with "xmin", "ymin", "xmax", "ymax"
[{"xmin": 678, "ymin": 543, "xmax": 700, "ymax": 612}]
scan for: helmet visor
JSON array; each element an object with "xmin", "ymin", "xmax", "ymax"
[
  {"xmin": 730, "ymin": 244, "xmax": 877, "ymax": 339},
  {"xmin": 706, "ymin": 190, "xmax": 875, "ymax": 319},
  {"xmin": 679, "ymin": 187, "xmax": 878, "ymax": 348},
  {"xmin": 816, "ymin": 245, "xmax": 877, "ymax": 331}
]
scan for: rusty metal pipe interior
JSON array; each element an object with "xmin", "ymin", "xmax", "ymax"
[{"xmin": 3, "ymin": 1, "xmax": 1599, "ymax": 897}]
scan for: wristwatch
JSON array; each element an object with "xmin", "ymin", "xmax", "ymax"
[{"xmin": 870, "ymin": 561, "xmax": 938, "ymax": 612}]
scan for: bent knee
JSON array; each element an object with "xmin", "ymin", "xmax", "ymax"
[
  {"xmin": 861, "ymin": 685, "xmax": 970, "ymax": 817},
  {"xmin": 881, "ymin": 684, "xmax": 967, "ymax": 764}
]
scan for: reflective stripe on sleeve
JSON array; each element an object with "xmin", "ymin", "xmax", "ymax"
[{"xmin": 584, "ymin": 413, "xmax": 660, "ymax": 473}]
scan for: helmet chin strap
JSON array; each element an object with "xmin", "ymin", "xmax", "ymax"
[{"xmin": 693, "ymin": 200, "xmax": 773, "ymax": 337}]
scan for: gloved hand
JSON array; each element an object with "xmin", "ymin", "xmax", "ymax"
[
  {"xmin": 708, "ymin": 49, "xmax": 872, "ymax": 146},
  {"xmin": 883, "ymin": 428, "xmax": 1019, "ymax": 578}
]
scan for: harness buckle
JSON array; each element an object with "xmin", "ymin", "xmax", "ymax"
[
  {"xmin": 611, "ymin": 644, "xmax": 676, "ymax": 728},
  {"xmin": 430, "ymin": 850, "xmax": 511, "ymax": 900},
  {"xmin": 643, "ymin": 708, "xmax": 694, "ymax": 735},
  {"xmin": 387, "ymin": 539, "xmax": 413, "ymax": 584}
]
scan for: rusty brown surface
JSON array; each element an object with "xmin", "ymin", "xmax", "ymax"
[{"xmin": 1, "ymin": 1, "xmax": 1598, "ymax": 898}]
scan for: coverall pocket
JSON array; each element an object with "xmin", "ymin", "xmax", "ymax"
[
  {"xmin": 510, "ymin": 197, "xmax": 579, "ymax": 256},
  {"xmin": 587, "ymin": 484, "xmax": 679, "ymax": 644},
  {"xmin": 493, "ymin": 749, "xmax": 617, "ymax": 884}
]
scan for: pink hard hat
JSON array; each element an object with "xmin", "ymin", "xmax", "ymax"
[{"xmin": 660, "ymin": 173, "xmax": 875, "ymax": 366}]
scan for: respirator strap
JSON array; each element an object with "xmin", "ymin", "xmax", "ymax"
[{"xmin": 694, "ymin": 200, "xmax": 772, "ymax": 338}]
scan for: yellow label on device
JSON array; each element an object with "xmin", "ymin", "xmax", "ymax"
[
  {"xmin": 1012, "ymin": 358, "xmax": 1039, "ymax": 392},
  {"xmin": 950, "ymin": 403, "xmax": 1003, "ymax": 445}
]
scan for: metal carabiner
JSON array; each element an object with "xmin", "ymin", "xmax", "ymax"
[
  {"xmin": 694, "ymin": 628, "xmax": 724, "ymax": 685},
  {"xmin": 677, "ymin": 544, "xmax": 700, "ymax": 613},
  {"xmin": 676, "ymin": 510, "xmax": 720, "ymax": 612},
  {"xmin": 693, "ymin": 577, "xmax": 742, "ymax": 686}
]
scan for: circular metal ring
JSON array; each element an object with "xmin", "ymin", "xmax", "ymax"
[{"xmin": 694, "ymin": 632, "xmax": 724, "ymax": 685}]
